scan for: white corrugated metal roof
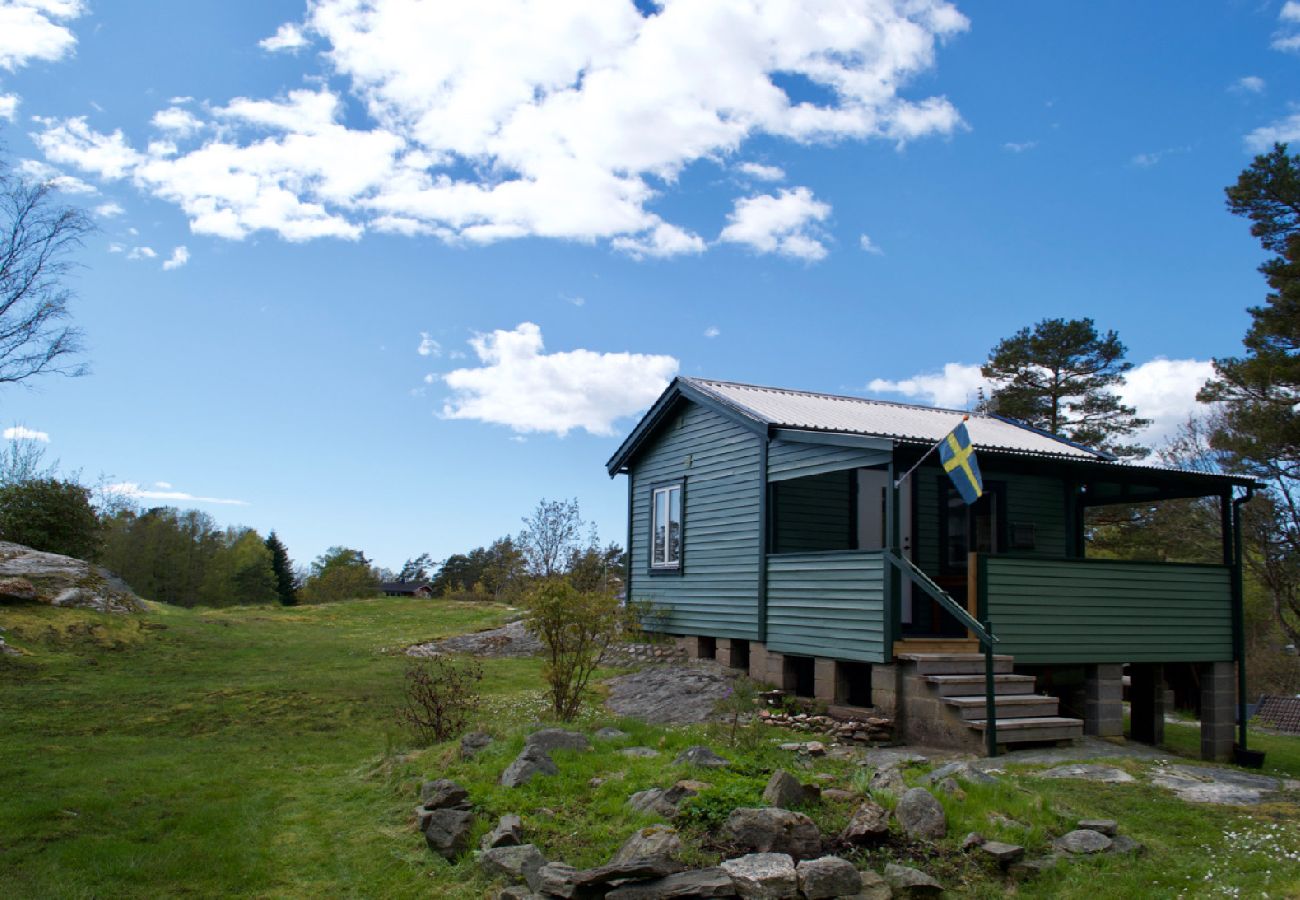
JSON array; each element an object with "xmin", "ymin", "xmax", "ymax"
[{"xmin": 684, "ymin": 377, "xmax": 1107, "ymax": 460}]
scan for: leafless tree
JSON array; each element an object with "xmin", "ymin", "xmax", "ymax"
[
  {"xmin": 518, "ymin": 497, "xmax": 587, "ymax": 578},
  {"xmin": 0, "ymin": 157, "xmax": 94, "ymax": 386}
]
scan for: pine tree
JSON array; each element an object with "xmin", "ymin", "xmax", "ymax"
[
  {"xmin": 981, "ymin": 317, "xmax": 1150, "ymax": 458},
  {"xmin": 265, "ymin": 530, "xmax": 297, "ymax": 606}
]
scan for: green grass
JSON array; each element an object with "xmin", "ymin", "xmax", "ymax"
[
  {"xmin": 3, "ymin": 597, "xmax": 1299, "ymax": 899},
  {"xmin": 1162, "ymin": 718, "xmax": 1300, "ymax": 780}
]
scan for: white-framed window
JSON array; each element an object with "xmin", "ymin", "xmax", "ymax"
[{"xmin": 651, "ymin": 483, "xmax": 683, "ymax": 570}]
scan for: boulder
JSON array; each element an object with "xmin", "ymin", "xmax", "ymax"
[
  {"xmin": 571, "ymin": 860, "xmax": 684, "ymax": 888},
  {"xmin": 496, "ymin": 887, "xmax": 539, "ymax": 900},
  {"xmin": 622, "ymin": 747, "xmax": 662, "ymax": 758},
  {"xmin": 867, "ymin": 767, "xmax": 907, "ymax": 796},
  {"xmin": 500, "ymin": 745, "xmax": 559, "ymax": 788},
  {"xmin": 604, "ymin": 867, "xmax": 737, "ymax": 899},
  {"xmin": 611, "ymin": 824, "xmax": 683, "ymax": 865},
  {"xmin": 536, "ymin": 863, "xmax": 581, "ymax": 898},
  {"xmin": 883, "ymin": 862, "xmax": 942, "ymax": 898},
  {"xmin": 1037, "ymin": 764, "xmax": 1134, "ymax": 784},
  {"xmin": 921, "ymin": 761, "xmax": 996, "ymax": 787},
  {"xmin": 482, "ymin": 814, "xmax": 524, "ymax": 849},
  {"xmin": 461, "ymin": 731, "xmax": 493, "ymax": 759},
  {"xmin": 979, "ymin": 841, "xmax": 1025, "ymax": 866},
  {"xmin": 855, "ymin": 869, "xmax": 893, "ymax": 900},
  {"xmin": 934, "ymin": 777, "xmax": 964, "ymax": 799},
  {"xmin": 1053, "ymin": 829, "xmax": 1113, "ymax": 855},
  {"xmin": 762, "ymin": 770, "xmax": 809, "ymax": 809},
  {"xmin": 480, "ymin": 844, "xmax": 546, "ymax": 887},
  {"xmin": 894, "ymin": 788, "xmax": 946, "ymax": 840},
  {"xmin": 674, "ymin": 746, "xmax": 731, "ymax": 768},
  {"xmin": 0, "ymin": 541, "xmax": 142, "ymax": 613},
  {"xmin": 722, "ymin": 807, "xmax": 822, "ymax": 858},
  {"xmin": 595, "ymin": 727, "xmax": 630, "ymax": 740},
  {"xmin": 423, "ymin": 808, "xmax": 474, "ymax": 860},
  {"xmin": 1077, "ymin": 818, "xmax": 1117, "ymax": 837},
  {"xmin": 821, "ymin": 789, "xmax": 858, "ymax": 804},
  {"xmin": 420, "ymin": 778, "xmax": 469, "ymax": 809},
  {"xmin": 960, "ymin": 832, "xmax": 985, "ymax": 851},
  {"xmin": 720, "ymin": 852, "xmax": 798, "ymax": 899},
  {"xmin": 628, "ymin": 787, "xmax": 679, "ymax": 818},
  {"xmin": 840, "ymin": 801, "xmax": 889, "ymax": 845},
  {"xmin": 795, "ymin": 856, "xmax": 862, "ymax": 900},
  {"xmin": 526, "ymin": 728, "xmax": 591, "ymax": 753}
]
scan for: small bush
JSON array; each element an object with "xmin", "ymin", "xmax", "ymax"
[
  {"xmin": 397, "ymin": 655, "xmax": 483, "ymax": 744},
  {"xmin": 525, "ymin": 578, "xmax": 620, "ymax": 721},
  {"xmin": 713, "ymin": 676, "xmax": 760, "ymax": 747},
  {"xmin": 0, "ymin": 478, "xmax": 98, "ymax": 559},
  {"xmin": 676, "ymin": 782, "xmax": 760, "ymax": 831}
]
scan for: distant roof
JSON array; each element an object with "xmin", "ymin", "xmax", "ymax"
[
  {"xmin": 380, "ymin": 581, "xmax": 431, "ymax": 593},
  {"xmin": 684, "ymin": 377, "xmax": 1105, "ymax": 461}
]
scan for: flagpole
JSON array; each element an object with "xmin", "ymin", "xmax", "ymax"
[{"xmin": 893, "ymin": 414, "xmax": 969, "ymax": 489}]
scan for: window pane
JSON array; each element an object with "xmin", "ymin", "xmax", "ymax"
[
  {"xmin": 653, "ymin": 490, "xmax": 668, "ymax": 565},
  {"xmin": 667, "ymin": 486, "xmax": 682, "ymax": 563}
]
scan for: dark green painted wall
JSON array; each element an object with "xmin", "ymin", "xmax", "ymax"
[
  {"xmin": 984, "ymin": 557, "xmax": 1233, "ymax": 663},
  {"xmin": 771, "ymin": 471, "xmax": 853, "ymax": 553},
  {"xmin": 766, "ymin": 550, "xmax": 888, "ymax": 663},
  {"xmin": 768, "ymin": 440, "xmax": 890, "ymax": 481},
  {"xmin": 628, "ymin": 401, "xmax": 762, "ymax": 638}
]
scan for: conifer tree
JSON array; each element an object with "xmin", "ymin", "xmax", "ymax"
[{"xmin": 265, "ymin": 530, "xmax": 297, "ymax": 606}]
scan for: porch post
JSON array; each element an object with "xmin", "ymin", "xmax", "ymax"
[
  {"xmin": 757, "ymin": 434, "xmax": 769, "ymax": 643},
  {"xmin": 1231, "ymin": 488, "xmax": 1249, "ymax": 752},
  {"xmin": 886, "ymin": 460, "xmax": 901, "ymax": 650}
]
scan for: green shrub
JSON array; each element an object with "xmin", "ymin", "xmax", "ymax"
[
  {"xmin": 397, "ymin": 655, "xmax": 483, "ymax": 744},
  {"xmin": 0, "ymin": 477, "xmax": 98, "ymax": 559},
  {"xmin": 525, "ymin": 578, "xmax": 620, "ymax": 721}
]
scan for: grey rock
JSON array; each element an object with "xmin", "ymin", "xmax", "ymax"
[
  {"xmin": 628, "ymin": 787, "xmax": 679, "ymax": 818},
  {"xmin": 893, "ymin": 788, "xmax": 946, "ymax": 840},
  {"xmin": 1149, "ymin": 763, "xmax": 1280, "ymax": 805},
  {"xmin": 854, "ymin": 869, "xmax": 893, "ymax": 900},
  {"xmin": 496, "ymin": 887, "xmax": 540, "ymax": 900},
  {"xmin": 720, "ymin": 852, "xmax": 798, "ymax": 899},
  {"xmin": 882, "ymin": 863, "xmax": 942, "ymax": 898},
  {"xmin": 481, "ymin": 813, "xmax": 524, "ymax": 849},
  {"xmin": 840, "ymin": 801, "xmax": 889, "ymax": 845},
  {"xmin": 921, "ymin": 761, "xmax": 995, "ymax": 787},
  {"xmin": 536, "ymin": 862, "xmax": 580, "ymax": 898},
  {"xmin": 821, "ymin": 789, "xmax": 858, "ymax": 804},
  {"xmin": 1037, "ymin": 764, "xmax": 1135, "ymax": 784},
  {"xmin": 934, "ymin": 777, "xmax": 963, "ymax": 798},
  {"xmin": 604, "ymin": 867, "xmax": 737, "ymax": 899},
  {"xmin": 596, "ymin": 727, "xmax": 630, "ymax": 740},
  {"xmin": 420, "ymin": 778, "xmax": 469, "ymax": 809},
  {"xmin": 1107, "ymin": 835, "xmax": 1145, "ymax": 856},
  {"xmin": 960, "ymin": 831, "xmax": 985, "ymax": 851},
  {"xmin": 0, "ymin": 541, "xmax": 143, "ymax": 613},
  {"xmin": 762, "ymin": 770, "xmax": 809, "ymax": 809},
  {"xmin": 407, "ymin": 619, "xmax": 542, "ymax": 659},
  {"xmin": 1009, "ymin": 855, "xmax": 1059, "ymax": 881},
  {"xmin": 1077, "ymin": 818, "xmax": 1117, "ymax": 836},
  {"xmin": 461, "ymin": 731, "xmax": 493, "ymax": 759},
  {"xmin": 867, "ymin": 767, "xmax": 907, "ymax": 797},
  {"xmin": 623, "ymin": 746, "xmax": 662, "ymax": 758},
  {"xmin": 1053, "ymin": 829, "xmax": 1113, "ymax": 855},
  {"xmin": 611, "ymin": 824, "xmax": 683, "ymax": 865},
  {"xmin": 722, "ymin": 807, "xmax": 822, "ymax": 858},
  {"xmin": 423, "ymin": 808, "xmax": 474, "ymax": 860},
  {"xmin": 570, "ymin": 860, "xmax": 685, "ymax": 892},
  {"xmin": 605, "ymin": 666, "xmax": 738, "ymax": 724},
  {"xmin": 675, "ymin": 745, "xmax": 731, "ymax": 768},
  {"xmin": 861, "ymin": 749, "xmax": 927, "ymax": 769},
  {"xmin": 796, "ymin": 856, "xmax": 861, "ymax": 900},
  {"xmin": 526, "ymin": 728, "xmax": 591, "ymax": 753},
  {"xmin": 480, "ymin": 844, "xmax": 546, "ymax": 886},
  {"xmin": 0, "ymin": 576, "xmax": 36, "ymax": 601},
  {"xmin": 979, "ymin": 841, "xmax": 1025, "ymax": 865},
  {"xmin": 500, "ymin": 745, "xmax": 559, "ymax": 788}
]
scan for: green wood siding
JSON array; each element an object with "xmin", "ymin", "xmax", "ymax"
[
  {"xmin": 983, "ymin": 556, "xmax": 1233, "ymax": 663},
  {"xmin": 768, "ymin": 440, "xmax": 890, "ymax": 481},
  {"xmin": 766, "ymin": 551, "xmax": 888, "ymax": 662},
  {"xmin": 629, "ymin": 401, "xmax": 762, "ymax": 638},
  {"xmin": 772, "ymin": 471, "xmax": 852, "ymax": 553}
]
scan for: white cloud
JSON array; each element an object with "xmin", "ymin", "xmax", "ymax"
[
  {"xmin": 719, "ymin": 187, "xmax": 831, "ymax": 260},
  {"xmin": 0, "ymin": 93, "xmax": 16, "ymax": 120},
  {"xmin": 151, "ymin": 106, "xmax": 203, "ymax": 138},
  {"xmin": 1130, "ymin": 146, "xmax": 1189, "ymax": 168},
  {"xmin": 0, "ymin": 0, "xmax": 84, "ymax": 72},
  {"xmin": 738, "ymin": 162, "xmax": 785, "ymax": 181},
  {"xmin": 4, "ymin": 425, "xmax": 49, "ymax": 442},
  {"xmin": 154, "ymin": 481, "xmax": 172, "ymax": 489},
  {"xmin": 867, "ymin": 357, "xmax": 1214, "ymax": 447},
  {"xmin": 162, "ymin": 246, "xmax": 190, "ymax": 270},
  {"xmin": 417, "ymin": 332, "xmax": 441, "ymax": 356},
  {"xmin": 441, "ymin": 321, "xmax": 679, "ymax": 436},
  {"xmin": 1274, "ymin": 2, "xmax": 1300, "ymax": 50},
  {"xmin": 565, "ymin": 295, "xmax": 585, "ymax": 307},
  {"xmin": 423, "ymin": 373, "xmax": 435, "ymax": 384},
  {"xmin": 1231, "ymin": 75, "xmax": 1266, "ymax": 94},
  {"xmin": 93, "ymin": 201, "xmax": 123, "ymax": 218},
  {"xmin": 859, "ymin": 233, "xmax": 884, "ymax": 255},
  {"xmin": 32, "ymin": 0, "xmax": 968, "ymax": 251},
  {"xmin": 106, "ymin": 481, "xmax": 250, "ymax": 506},
  {"xmin": 1245, "ymin": 111, "xmax": 1300, "ymax": 152},
  {"xmin": 107, "ymin": 242, "xmax": 123, "ymax": 253},
  {"xmin": 1003, "ymin": 140, "xmax": 1037, "ymax": 153},
  {"xmin": 127, "ymin": 246, "xmax": 156, "ymax": 260},
  {"xmin": 1283, "ymin": 1, "xmax": 1300, "ymax": 22},
  {"xmin": 17, "ymin": 158, "xmax": 96, "ymax": 193},
  {"xmin": 260, "ymin": 22, "xmax": 309, "ymax": 52},
  {"xmin": 704, "ymin": 325, "xmax": 720, "ymax": 338}
]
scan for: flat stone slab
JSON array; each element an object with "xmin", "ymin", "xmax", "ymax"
[
  {"xmin": 1149, "ymin": 764, "xmax": 1281, "ymax": 805},
  {"xmin": 1077, "ymin": 818, "xmax": 1117, "ymax": 836},
  {"xmin": 721, "ymin": 852, "xmax": 797, "ymax": 899},
  {"xmin": 621, "ymin": 747, "xmax": 662, "ymax": 758},
  {"xmin": 1036, "ymin": 764, "xmax": 1135, "ymax": 784},
  {"xmin": 980, "ymin": 840, "xmax": 1025, "ymax": 865},
  {"xmin": 883, "ymin": 862, "xmax": 943, "ymax": 897},
  {"xmin": 861, "ymin": 749, "xmax": 929, "ymax": 769},
  {"xmin": 1054, "ymin": 829, "xmax": 1113, "ymax": 855},
  {"xmin": 605, "ymin": 867, "xmax": 736, "ymax": 899},
  {"xmin": 407, "ymin": 619, "xmax": 542, "ymax": 658},
  {"xmin": 605, "ymin": 665, "xmax": 737, "ymax": 724}
]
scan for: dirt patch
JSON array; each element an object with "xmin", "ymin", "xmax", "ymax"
[
  {"xmin": 604, "ymin": 662, "xmax": 738, "ymax": 724},
  {"xmin": 406, "ymin": 619, "xmax": 542, "ymax": 658}
]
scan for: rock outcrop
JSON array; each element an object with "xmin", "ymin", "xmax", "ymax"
[{"xmin": 0, "ymin": 541, "xmax": 142, "ymax": 613}]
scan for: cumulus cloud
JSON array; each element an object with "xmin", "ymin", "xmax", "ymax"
[
  {"xmin": 1231, "ymin": 75, "xmax": 1266, "ymax": 94},
  {"xmin": 738, "ymin": 162, "xmax": 785, "ymax": 181},
  {"xmin": 127, "ymin": 246, "xmax": 156, "ymax": 260},
  {"xmin": 1130, "ymin": 146, "xmax": 1189, "ymax": 168},
  {"xmin": 1245, "ymin": 111, "xmax": 1300, "ymax": 152},
  {"xmin": 0, "ymin": 0, "xmax": 85, "ymax": 72},
  {"xmin": 1003, "ymin": 140, "xmax": 1037, "ymax": 153},
  {"xmin": 162, "ymin": 245, "xmax": 190, "ymax": 270},
  {"xmin": 0, "ymin": 93, "xmax": 16, "ymax": 121},
  {"xmin": 1275, "ymin": 1, "xmax": 1300, "ymax": 51},
  {"xmin": 867, "ymin": 357, "xmax": 1214, "ymax": 447},
  {"xmin": 32, "ymin": 0, "xmax": 968, "ymax": 253},
  {"xmin": 106, "ymin": 481, "xmax": 249, "ymax": 506},
  {"xmin": 4, "ymin": 424, "xmax": 49, "ymax": 442},
  {"xmin": 93, "ymin": 202, "xmax": 123, "ymax": 218},
  {"xmin": 151, "ymin": 106, "xmax": 203, "ymax": 137},
  {"xmin": 259, "ymin": 22, "xmax": 308, "ymax": 52},
  {"xmin": 17, "ymin": 158, "xmax": 96, "ymax": 193},
  {"xmin": 720, "ymin": 187, "xmax": 831, "ymax": 260},
  {"xmin": 859, "ymin": 233, "xmax": 884, "ymax": 255},
  {"xmin": 441, "ymin": 322, "xmax": 679, "ymax": 436},
  {"xmin": 704, "ymin": 325, "xmax": 721, "ymax": 338},
  {"xmin": 417, "ymin": 332, "xmax": 441, "ymax": 357}
]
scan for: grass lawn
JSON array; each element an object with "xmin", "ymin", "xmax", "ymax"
[{"xmin": 2, "ymin": 597, "xmax": 1299, "ymax": 898}]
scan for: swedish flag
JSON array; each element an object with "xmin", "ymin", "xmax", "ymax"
[{"xmin": 939, "ymin": 421, "xmax": 983, "ymax": 505}]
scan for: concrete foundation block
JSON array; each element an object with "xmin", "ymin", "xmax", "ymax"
[
  {"xmin": 749, "ymin": 642, "xmax": 771, "ymax": 686},
  {"xmin": 1084, "ymin": 664, "xmax": 1123, "ymax": 737},
  {"xmin": 1200, "ymin": 661, "xmax": 1235, "ymax": 762},
  {"xmin": 814, "ymin": 658, "xmax": 836, "ymax": 702},
  {"xmin": 715, "ymin": 638, "xmax": 733, "ymax": 669},
  {"xmin": 682, "ymin": 636, "xmax": 703, "ymax": 659}
]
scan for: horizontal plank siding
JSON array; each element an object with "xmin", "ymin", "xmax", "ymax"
[
  {"xmin": 766, "ymin": 550, "xmax": 887, "ymax": 663},
  {"xmin": 630, "ymin": 401, "xmax": 762, "ymax": 639},
  {"xmin": 984, "ymin": 556, "xmax": 1233, "ymax": 663},
  {"xmin": 768, "ymin": 440, "xmax": 890, "ymax": 481}
]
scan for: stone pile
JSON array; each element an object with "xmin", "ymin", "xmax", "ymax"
[
  {"xmin": 599, "ymin": 642, "xmax": 687, "ymax": 666},
  {"xmin": 756, "ymin": 707, "xmax": 893, "ymax": 745}
]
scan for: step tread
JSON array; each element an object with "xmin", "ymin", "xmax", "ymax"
[
  {"xmin": 943, "ymin": 694, "xmax": 1058, "ymax": 707},
  {"xmin": 897, "ymin": 653, "xmax": 1014, "ymax": 662},
  {"xmin": 966, "ymin": 716, "xmax": 1084, "ymax": 731},
  {"xmin": 924, "ymin": 674, "xmax": 1036, "ymax": 684}
]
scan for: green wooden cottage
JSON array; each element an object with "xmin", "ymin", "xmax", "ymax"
[{"xmin": 607, "ymin": 377, "xmax": 1256, "ymax": 759}]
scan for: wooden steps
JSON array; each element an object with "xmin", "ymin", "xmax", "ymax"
[
  {"xmin": 897, "ymin": 652, "xmax": 1014, "ymax": 675},
  {"xmin": 967, "ymin": 717, "xmax": 1086, "ymax": 743},
  {"xmin": 923, "ymin": 673, "xmax": 1037, "ymax": 697},
  {"xmin": 943, "ymin": 694, "xmax": 1061, "ymax": 721}
]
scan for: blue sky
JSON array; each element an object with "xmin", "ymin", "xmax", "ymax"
[{"xmin": 1, "ymin": 0, "xmax": 1297, "ymax": 571}]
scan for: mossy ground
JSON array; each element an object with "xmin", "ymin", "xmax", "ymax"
[{"xmin": 1, "ymin": 597, "xmax": 1298, "ymax": 898}]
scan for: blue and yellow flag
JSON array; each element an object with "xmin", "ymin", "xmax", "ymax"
[{"xmin": 939, "ymin": 421, "xmax": 983, "ymax": 505}]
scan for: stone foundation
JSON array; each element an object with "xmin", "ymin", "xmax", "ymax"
[
  {"xmin": 1200, "ymin": 661, "xmax": 1235, "ymax": 762},
  {"xmin": 1084, "ymin": 664, "xmax": 1123, "ymax": 737}
]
